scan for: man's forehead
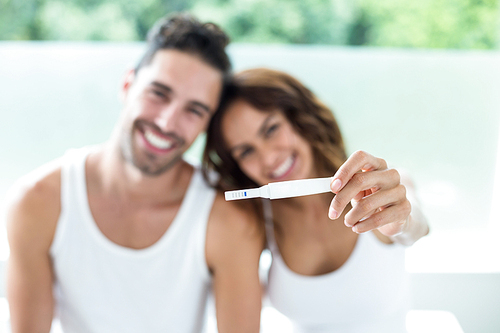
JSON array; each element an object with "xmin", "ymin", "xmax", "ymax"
[
  {"xmin": 137, "ymin": 49, "xmax": 223, "ymax": 106},
  {"xmin": 148, "ymin": 49, "xmax": 222, "ymax": 79}
]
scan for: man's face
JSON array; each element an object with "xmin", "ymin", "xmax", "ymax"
[{"xmin": 119, "ymin": 49, "xmax": 223, "ymax": 176}]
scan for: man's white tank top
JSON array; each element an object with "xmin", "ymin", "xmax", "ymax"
[
  {"xmin": 263, "ymin": 201, "xmax": 411, "ymax": 333},
  {"xmin": 49, "ymin": 147, "xmax": 215, "ymax": 333}
]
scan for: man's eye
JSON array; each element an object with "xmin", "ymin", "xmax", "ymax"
[
  {"xmin": 153, "ymin": 90, "xmax": 166, "ymax": 98},
  {"xmin": 147, "ymin": 89, "xmax": 167, "ymax": 101},
  {"xmin": 187, "ymin": 108, "xmax": 204, "ymax": 117}
]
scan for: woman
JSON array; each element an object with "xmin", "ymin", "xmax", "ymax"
[{"xmin": 203, "ymin": 68, "xmax": 429, "ymax": 332}]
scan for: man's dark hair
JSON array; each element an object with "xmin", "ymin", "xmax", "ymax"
[{"xmin": 135, "ymin": 13, "xmax": 231, "ymax": 76}]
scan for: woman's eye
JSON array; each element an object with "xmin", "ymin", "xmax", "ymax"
[
  {"xmin": 265, "ymin": 123, "xmax": 279, "ymax": 137},
  {"xmin": 237, "ymin": 147, "xmax": 253, "ymax": 160}
]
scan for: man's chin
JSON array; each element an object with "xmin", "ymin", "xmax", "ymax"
[
  {"xmin": 120, "ymin": 137, "xmax": 185, "ymax": 177},
  {"xmin": 133, "ymin": 155, "xmax": 183, "ymax": 177}
]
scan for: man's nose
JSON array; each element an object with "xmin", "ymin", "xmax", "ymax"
[{"xmin": 154, "ymin": 102, "xmax": 182, "ymax": 131}]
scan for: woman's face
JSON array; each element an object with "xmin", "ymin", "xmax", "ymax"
[{"xmin": 221, "ymin": 99, "xmax": 315, "ymax": 186}]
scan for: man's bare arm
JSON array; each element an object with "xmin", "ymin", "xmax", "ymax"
[
  {"xmin": 206, "ymin": 194, "xmax": 265, "ymax": 333},
  {"xmin": 5, "ymin": 167, "xmax": 61, "ymax": 333}
]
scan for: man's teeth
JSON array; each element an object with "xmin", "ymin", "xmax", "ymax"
[
  {"xmin": 272, "ymin": 156, "xmax": 294, "ymax": 178},
  {"xmin": 144, "ymin": 130, "xmax": 173, "ymax": 150}
]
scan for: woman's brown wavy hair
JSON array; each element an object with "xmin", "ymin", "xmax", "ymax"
[{"xmin": 203, "ymin": 68, "xmax": 347, "ymax": 191}]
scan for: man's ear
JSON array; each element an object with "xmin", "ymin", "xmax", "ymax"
[{"xmin": 120, "ymin": 69, "xmax": 136, "ymax": 102}]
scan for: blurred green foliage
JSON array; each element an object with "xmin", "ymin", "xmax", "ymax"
[{"xmin": 1, "ymin": 0, "xmax": 499, "ymax": 48}]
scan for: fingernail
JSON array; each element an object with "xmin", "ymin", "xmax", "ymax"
[
  {"xmin": 329, "ymin": 207, "xmax": 338, "ymax": 219},
  {"xmin": 331, "ymin": 178, "xmax": 342, "ymax": 193}
]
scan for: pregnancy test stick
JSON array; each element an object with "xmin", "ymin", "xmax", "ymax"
[{"xmin": 224, "ymin": 177, "xmax": 333, "ymax": 201}]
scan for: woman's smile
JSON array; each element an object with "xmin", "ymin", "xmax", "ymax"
[
  {"xmin": 269, "ymin": 154, "xmax": 296, "ymax": 180},
  {"xmin": 222, "ymin": 99, "xmax": 315, "ymax": 186}
]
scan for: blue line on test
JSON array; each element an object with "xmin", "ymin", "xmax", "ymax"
[{"xmin": 244, "ymin": 192, "xmax": 247, "ymax": 196}]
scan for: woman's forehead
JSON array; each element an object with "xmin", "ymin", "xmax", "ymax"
[{"xmin": 222, "ymin": 100, "xmax": 279, "ymax": 144}]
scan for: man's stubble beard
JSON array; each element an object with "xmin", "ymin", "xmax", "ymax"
[{"xmin": 119, "ymin": 125, "xmax": 184, "ymax": 177}]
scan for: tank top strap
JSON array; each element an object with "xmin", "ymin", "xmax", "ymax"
[
  {"xmin": 262, "ymin": 198, "xmax": 280, "ymax": 254},
  {"xmin": 50, "ymin": 146, "xmax": 93, "ymax": 255}
]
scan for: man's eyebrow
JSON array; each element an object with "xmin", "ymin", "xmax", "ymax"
[
  {"xmin": 151, "ymin": 81, "xmax": 211, "ymax": 114},
  {"xmin": 151, "ymin": 81, "xmax": 173, "ymax": 93}
]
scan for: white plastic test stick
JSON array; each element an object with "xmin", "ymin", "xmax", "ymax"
[{"xmin": 224, "ymin": 177, "xmax": 333, "ymax": 201}]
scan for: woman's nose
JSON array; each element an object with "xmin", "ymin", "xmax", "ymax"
[{"xmin": 260, "ymin": 145, "xmax": 279, "ymax": 169}]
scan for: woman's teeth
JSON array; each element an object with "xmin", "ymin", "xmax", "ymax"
[
  {"xmin": 272, "ymin": 156, "xmax": 294, "ymax": 178},
  {"xmin": 144, "ymin": 130, "xmax": 173, "ymax": 150}
]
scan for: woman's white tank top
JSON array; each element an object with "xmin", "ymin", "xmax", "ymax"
[
  {"xmin": 264, "ymin": 200, "xmax": 410, "ymax": 333},
  {"xmin": 49, "ymin": 147, "xmax": 215, "ymax": 333}
]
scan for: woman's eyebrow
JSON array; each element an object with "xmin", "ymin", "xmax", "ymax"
[{"xmin": 229, "ymin": 113, "xmax": 277, "ymax": 155}]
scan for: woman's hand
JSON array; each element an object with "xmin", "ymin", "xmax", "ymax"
[{"xmin": 328, "ymin": 150, "xmax": 411, "ymax": 237}]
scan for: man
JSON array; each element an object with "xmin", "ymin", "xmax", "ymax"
[{"xmin": 5, "ymin": 13, "xmax": 263, "ymax": 333}]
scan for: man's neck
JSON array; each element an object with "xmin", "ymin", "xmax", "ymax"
[{"xmin": 88, "ymin": 142, "xmax": 194, "ymax": 205}]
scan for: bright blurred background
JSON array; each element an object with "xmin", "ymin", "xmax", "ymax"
[
  {"xmin": 1, "ymin": 0, "xmax": 500, "ymax": 332},
  {"xmin": 2, "ymin": 0, "xmax": 499, "ymax": 48}
]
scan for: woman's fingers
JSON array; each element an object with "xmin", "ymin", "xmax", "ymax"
[
  {"xmin": 344, "ymin": 184, "xmax": 408, "ymax": 228},
  {"xmin": 328, "ymin": 168, "xmax": 400, "ymax": 220},
  {"xmin": 326, "ymin": 150, "xmax": 414, "ymax": 236},
  {"xmin": 330, "ymin": 150, "xmax": 388, "ymax": 193},
  {"xmin": 349, "ymin": 199, "xmax": 411, "ymax": 234}
]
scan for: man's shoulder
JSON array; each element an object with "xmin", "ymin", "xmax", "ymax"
[
  {"xmin": 10, "ymin": 157, "xmax": 63, "ymax": 202},
  {"xmin": 8, "ymin": 144, "xmax": 95, "ymax": 203},
  {"xmin": 208, "ymin": 193, "xmax": 264, "ymax": 239},
  {"xmin": 5, "ymin": 158, "xmax": 63, "ymax": 247},
  {"xmin": 206, "ymin": 193, "xmax": 265, "ymax": 271}
]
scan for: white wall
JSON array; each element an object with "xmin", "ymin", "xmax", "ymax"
[{"xmin": 1, "ymin": 42, "xmax": 499, "ymax": 332}]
